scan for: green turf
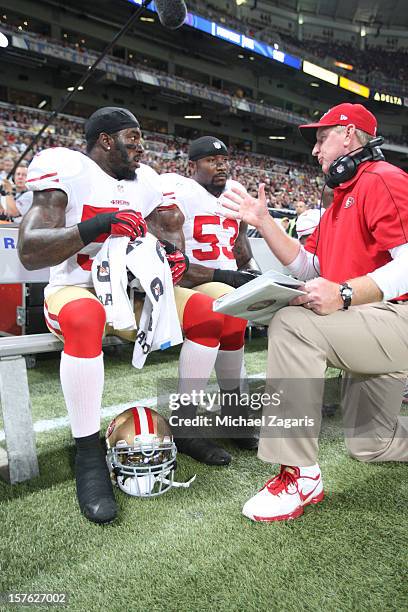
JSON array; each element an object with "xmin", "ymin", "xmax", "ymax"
[{"xmin": 0, "ymin": 337, "xmax": 407, "ymax": 611}]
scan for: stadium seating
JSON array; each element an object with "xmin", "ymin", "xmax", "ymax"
[{"xmin": 0, "ymin": 102, "xmax": 323, "ymax": 210}]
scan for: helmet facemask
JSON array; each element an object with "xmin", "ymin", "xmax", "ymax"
[
  {"xmin": 105, "ymin": 407, "xmax": 195, "ymax": 498},
  {"xmin": 107, "ymin": 435, "xmax": 177, "ymax": 497}
]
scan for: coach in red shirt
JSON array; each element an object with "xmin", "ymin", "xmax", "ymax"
[{"xmin": 222, "ymin": 103, "xmax": 408, "ymax": 522}]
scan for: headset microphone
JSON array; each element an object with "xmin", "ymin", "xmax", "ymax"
[
  {"xmin": 155, "ymin": 0, "xmax": 188, "ymax": 29},
  {"xmin": 325, "ymin": 136, "xmax": 385, "ymax": 188}
]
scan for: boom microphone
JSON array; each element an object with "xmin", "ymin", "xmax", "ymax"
[{"xmin": 155, "ymin": 0, "xmax": 187, "ymax": 29}]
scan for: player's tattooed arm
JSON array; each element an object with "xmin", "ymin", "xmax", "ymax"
[
  {"xmin": 180, "ymin": 262, "xmax": 218, "ymax": 287},
  {"xmin": 18, "ymin": 190, "xmax": 84, "ymax": 270},
  {"xmin": 233, "ymin": 222, "xmax": 260, "ymax": 271}
]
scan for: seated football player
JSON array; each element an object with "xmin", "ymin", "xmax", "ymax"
[{"xmin": 150, "ymin": 137, "xmax": 261, "ymax": 460}]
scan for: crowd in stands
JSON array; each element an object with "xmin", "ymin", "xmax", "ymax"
[
  {"xmin": 191, "ymin": 1, "xmax": 408, "ymax": 96},
  {"xmin": 0, "ymin": 104, "xmax": 323, "ymax": 222},
  {"xmin": 279, "ymin": 34, "xmax": 408, "ymax": 93},
  {"xmin": 2, "ymin": 19, "xmax": 408, "ymax": 143}
]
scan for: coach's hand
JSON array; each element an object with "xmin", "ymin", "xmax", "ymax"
[
  {"xmin": 290, "ymin": 278, "xmax": 343, "ymax": 315},
  {"xmin": 78, "ymin": 209, "xmax": 147, "ymax": 246},
  {"xmin": 221, "ymin": 184, "xmax": 269, "ymax": 229},
  {"xmin": 213, "ymin": 268, "xmax": 262, "ymax": 289}
]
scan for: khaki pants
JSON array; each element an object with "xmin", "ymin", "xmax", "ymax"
[{"xmin": 259, "ymin": 302, "xmax": 408, "ymax": 466}]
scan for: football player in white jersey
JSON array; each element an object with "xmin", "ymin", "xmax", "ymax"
[
  {"xmin": 18, "ymin": 108, "xmax": 155, "ymax": 524},
  {"xmin": 154, "ymin": 137, "xmax": 260, "ymax": 461},
  {"xmin": 18, "ymin": 109, "xmax": 252, "ymax": 524}
]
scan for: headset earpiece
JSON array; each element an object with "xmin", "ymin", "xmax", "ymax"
[{"xmin": 325, "ymin": 137, "xmax": 385, "ymax": 188}]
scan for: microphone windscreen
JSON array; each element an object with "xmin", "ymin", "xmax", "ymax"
[{"xmin": 155, "ymin": 0, "xmax": 187, "ymax": 29}]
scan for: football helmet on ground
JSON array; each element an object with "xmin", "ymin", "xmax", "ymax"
[{"xmin": 106, "ymin": 406, "xmax": 195, "ymax": 497}]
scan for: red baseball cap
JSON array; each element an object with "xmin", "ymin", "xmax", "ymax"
[{"xmin": 299, "ymin": 103, "xmax": 377, "ymax": 144}]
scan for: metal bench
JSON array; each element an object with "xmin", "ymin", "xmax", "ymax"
[{"xmin": 0, "ymin": 333, "xmax": 127, "ymax": 484}]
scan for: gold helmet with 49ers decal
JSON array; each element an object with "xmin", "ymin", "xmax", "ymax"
[{"xmin": 106, "ymin": 406, "xmax": 195, "ymax": 497}]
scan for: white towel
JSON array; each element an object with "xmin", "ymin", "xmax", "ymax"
[{"xmin": 92, "ymin": 235, "xmax": 182, "ymax": 368}]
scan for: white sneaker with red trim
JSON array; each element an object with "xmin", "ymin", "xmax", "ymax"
[{"xmin": 242, "ymin": 465, "xmax": 324, "ymax": 522}]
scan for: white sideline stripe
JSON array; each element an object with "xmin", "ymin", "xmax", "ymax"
[{"xmin": 0, "ymin": 372, "xmax": 266, "ymax": 441}]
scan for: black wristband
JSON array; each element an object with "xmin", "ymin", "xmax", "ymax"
[
  {"xmin": 213, "ymin": 268, "xmax": 258, "ymax": 289},
  {"xmin": 77, "ymin": 212, "xmax": 112, "ymax": 246}
]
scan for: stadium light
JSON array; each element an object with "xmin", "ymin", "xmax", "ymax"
[
  {"xmin": 310, "ymin": 82, "xmax": 320, "ymax": 87},
  {"xmin": 236, "ymin": 0, "xmax": 247, "ymax": 5},
  {"xmin": 140, "ymin": 16, "xmax": 155, "ymax": 22},
  {"xmin": 184, "ymin": 115, "xmax": 202, "ymax": 119},
  {"xmin": 38, "ymin": 100, "xmax": 47, "ymax": 109},
  {"xmin": 269, "ymin": 136, "xmax": 286, "ymax": 140},
  {"xmin": 334, "ymin": 61, "xmax": 353, "ymax": 71},
  {"xmin": 0, "ymin": 31, "xmax": 8, "ymax": 48}
]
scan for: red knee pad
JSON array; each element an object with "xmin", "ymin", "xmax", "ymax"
[
  {"xmin": 219, "ymin": 315, "xmax": 247, "ymax": 351},
  {"xmin": 182, "ymin": 292, "xmax": 225, "ymax": 348},
  {"xmin": 58, "ymin": 298, "xmax": 106, "ymax": 358}
]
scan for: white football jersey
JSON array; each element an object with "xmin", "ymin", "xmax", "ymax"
[
  {"xmin": 159, "ymin": 173, "xmax": 245, "ymax": 270},
  {"xmin": 26, "ymin": 148, "xmax": 162, "ymax": 291}
]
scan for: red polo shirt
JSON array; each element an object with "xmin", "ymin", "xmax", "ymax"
[{"xmin": 305, "ymin": 160, "xmax": 408, "ymax": 285}]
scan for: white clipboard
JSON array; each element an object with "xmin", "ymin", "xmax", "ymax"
[{"xmin": 213, "ymin": 270, "xmax": 306, "ymax": 325}]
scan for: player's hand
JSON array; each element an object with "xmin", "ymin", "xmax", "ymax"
[
  {"xmin": 221, "ymin": 184, "xmax": 269, "ymax": 229},
  {"xmin": 159, "ymin": 239, "xmax": 189, "ymax": 285},
  {"xmin": 289, "ymin": 277, "xmax": 343, "ymax": 315},
  {"xmin": 78, "ymin": 209, "xmax": 148, "ymax": 246},
  {"xmin": 213, "ymin": 268, "xmax": 262, "ymax": 289},
  {"xmin": 110, "ymin": 209, "xmax": 147, "ymax": 240}
]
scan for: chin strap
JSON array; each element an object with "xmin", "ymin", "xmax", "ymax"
[{"xmin": 159, "ymin": 473, "xmax": 197, "ymax": 488}]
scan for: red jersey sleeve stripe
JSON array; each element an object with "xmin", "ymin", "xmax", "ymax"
[
  {"xmin": 26, "ymin": 172, "xmax": 58, "ymax": 183},
  {"xmin": 157, "ymin": 204, "xmax": 179, "ymax": 211}
]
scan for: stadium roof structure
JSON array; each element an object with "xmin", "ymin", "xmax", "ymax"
[{"xmin": 266, "ymin": 0, "xmax": 408, "ymax": 29}]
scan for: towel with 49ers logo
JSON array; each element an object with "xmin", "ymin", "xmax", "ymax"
[{"xmin": 92, "ymin": 234, "xmax": 182, "ymax": 368}]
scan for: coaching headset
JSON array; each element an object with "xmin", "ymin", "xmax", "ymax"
[{"xmin": 325, "ymin": 136, "xmax": 385, "ymax": 188}]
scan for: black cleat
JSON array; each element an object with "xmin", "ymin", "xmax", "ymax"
[
  {"xmin": 175, "ymin": 438, "xmax": 231, "ymax": 466},
  {"xmin": 219, "ymin": 388, "xmax": 258, "ymax": 451},
  {"xmin": 75, "ymin": 449, "xmax": 117, "ymax": 524}
]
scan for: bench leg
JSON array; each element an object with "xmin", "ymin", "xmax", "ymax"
[{"xmin": 0, "ymin": 356, "xmax": 39, "ymax": 483}]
